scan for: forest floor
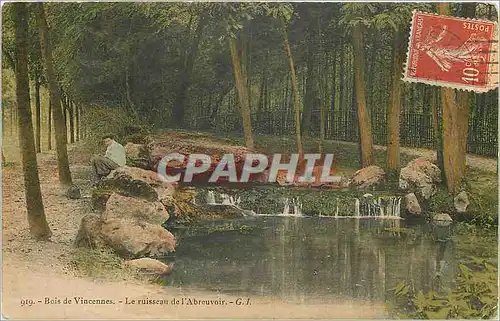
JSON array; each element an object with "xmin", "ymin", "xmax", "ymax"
[
  {"xmin": 1, "ymin": 130, "xmax": 496, "ymax": 319},
  {"xmin": 219, "ymin": 132, "xmax": 497, "ymax": 174}
]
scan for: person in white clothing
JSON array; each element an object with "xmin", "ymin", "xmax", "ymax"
[{"xmin": 90, "ymin": 134, "xmax": 126, "ymax": 185}]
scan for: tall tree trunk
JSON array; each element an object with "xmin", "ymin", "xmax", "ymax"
[
  {"xmin": 241, "ymin": 25, "xmax": 250, "ymax": 110},
  {"xmin": 387, "ymin": 32, "xmax": 405, "ymax": 171},
  {"xmin": 14, "ymin": 105, "xmax": 18, "ymax": 136},
  {"xmin": 173, "ymin": 14, "xmax": 208, "ymax": 127},
  {"xmin": 10, "ymin": 107, "xmax": 14, "ymax": 136},
  {"xmin": 247, "ymin": 24, "xmax": 252, "ymax": 110},
  {"xmin": 124, "ymin": 67, "xmax": 139, "ymax": 121},
  {"xmin": 35, "ymin": 2, "xmax": 72, "ymax": 186},
  {"xmin": 60, "ymin": 93, "xmax": 69, "ymax": 142},
  {"xmin": 67, "ymin": 100, "xmax": 75, "ymax": 144},
  {"xmin": 1, "ymin": 102, "xmax": 5, "ymax": 138},
  {"xmin": 240, "ymin": 28, "xmax": 251, "ymax": 114},
  {"xmin": 441, "ymin": 87, "xmax": 460, "ymax": 192},
  {"xmin": 319, "ymin": 76, "xmax": 326, "ymax": 154},
  {"xmin": 34, "ymin": 75, "xmax": 42, "ymax": 153},
  {"xmin": 438, "ymin": 3, "xmax": 462, "ymax": 193},
  {"xmin": 318, "ymin": 20, "xmax": 327, "ymax": 153},
  {"xmin": 353, "ymin": 74, "xmax": 362, "ymax": 167},
  {"xmin": 438, "ymin": 3, "xmax": 465, "ymax": 193},
  {"xmin": 210, "ymin": 85, "xmax": 232, "ymax": 124},
  {"xmin": 330, "ymin": 49, "xmax": 337, "ymax": 137},
  {"xmin": 257, "ymin": 69, "xmax": 266, "ymax": 116},
  {"xmin": 48, "ymin": 99, "xmax": 52, "ymax": 150},
  {"xmin": 430, "ymin": 88, "xmax": 443, "ymax": 170},
  {"xmin": 339, "ymin": 43, "xmax": 345, "ymax": 137},
  {"xmin": 229, "ymin": 37, "xmax": 254, "ymax": 149},
  {"xmin": 455, "ymin": 3, "xmax": 476, "ymax": 178},
  {"xmin": 13, "ymin": 3, "xmax": 52, "ymax": 240},
  {"xmin": 351, "ymin": 24, "xmax": 374, "ymax": 167},
  {"xmin": 456, "ymin": 90, "xmax": 469, "ymax": 174},
  {"xmin": 75, "ymin": 103, "xmax": 80, "ymax": 141},
  {"xmin": 80, "ymin": 106, "xmax": 86, "ymax": 139},
  {"xmin": 302, "ymin": 33, "xmax": 316, "ymax": 137},
  {"xmin": 366, "ymin": 32, "xmax": 378, "ymax": 110},
  {"xmin": 282, "ymin": 22, "xmax": 303, "ymax": 156},
  {"xmin": 264, "ymin": 69, "xmax": 269, "ymax": 113},
  {"xmin": 62, "ymin": 95, "xmax": 67, "ymax": 132}
]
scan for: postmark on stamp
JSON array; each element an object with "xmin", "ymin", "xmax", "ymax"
[{"xmin": 403, "ymin": 10, "xmax": 498, "ymax": 93}]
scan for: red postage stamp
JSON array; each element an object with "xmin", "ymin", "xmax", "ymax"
[{"xmin": 403, "ymin": 11, "xmax": 498, "ymax": 92}]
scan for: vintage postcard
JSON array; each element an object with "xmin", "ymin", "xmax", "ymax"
[{"xmin": 1, "ymin": 1, "xmax": 498, "ymax": 320}]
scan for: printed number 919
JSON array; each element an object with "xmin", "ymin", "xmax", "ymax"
[
  {"xmin": 21, "ymin": 299, "xmax": 35, "ymax": 307},
  {"xmin": 463, "ymin": 22, "xmax": 490, "ymax": 32}
]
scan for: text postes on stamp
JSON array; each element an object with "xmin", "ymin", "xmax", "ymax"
[{"xmin": 403, "ymin": 11, "xmax": 498, "ymax": 93}]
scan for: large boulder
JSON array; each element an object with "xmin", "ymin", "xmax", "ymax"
[
  {"xmin": 107, "ymin": 166, "xmax": 173, "ymax": 189},
  {"xmin": 92, "ymin": 166, "xmax": 178, "ymax": 212},
  {"xmin": 399, "ymin": 159, "xmax": 440, "ymax": 199},
  {"xmin": 101, "ymin": 176, "xmax": 158, "ymax": 202},
  {"xmin": 399, "ymin": 167, "xmax": 436, "ymax": 199},
  {"xmin": 74, "ymin": 214, "xmax": 105, "ymax": 249},
  {"xmin": 125, "ymin": 143, "xmax": 150, "ymax": 159},
  {"xmin": 350, "ymin": 166, "xmax": 385, "ymax": 189},
  {"xmin": 149, "ymin": 144, "xmax": 172, "ymax": 169},
  {"xmin": 91, "ymin": 188, "xmax": 114, "ymax": 212},
  {"xmin": 103, "ymin": 193, "xmax": 169, "ymax": 225},
  {"xmin": 404, "ymin": 193, "xmax": 421, "ymax": 216},
  {"xmin": 125, "ymin": 258, "xmax": 173, "ymax": 276},
  {"xmin": 454, "ymin": 191, "xmax": 470, "ymax": 213},
  {"xmin": 74, "ymin": 214, "xmax": 176, "ymax": 258},
  {"xmin": 156, "ymin": 183, "xmax": 177, "ymax": 206},
  {"xmin": 100, "ymin": 219, "xmax": 176, "ymax": 258},
  {"xmin": 125, "ymin": 143, "xmax": 153, "ymax": 170},
  {"xmin": 406, "ymin": 158, "xmax": 442, "ymax": 183}
]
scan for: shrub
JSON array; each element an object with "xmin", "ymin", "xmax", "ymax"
[
  {"xmin": 82, "ymin": 107, "xmax": 140, "ymax": 150},
  {"xmin": 388, "ymin": 259, "xmax": 498, "ymax": 319}
]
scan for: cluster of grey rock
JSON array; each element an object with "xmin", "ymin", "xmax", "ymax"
[
  {"xmin": 348, "ymin": 158, "xmax": 470, "ymax": 222},
  {"xmin": 74, "ymin": 166, "xmax": 178, "ymax": 276}
]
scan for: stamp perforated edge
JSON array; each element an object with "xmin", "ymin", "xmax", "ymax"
[{"xmin": 402, "ymin": 10, "xmax": 499, "ymax": 93}]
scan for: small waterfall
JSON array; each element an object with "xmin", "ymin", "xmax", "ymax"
[
  {"xmin": 378, "ymin": 198, "xmax": 384, "ymax": 217},
  {"xmin": 389, "ymin": 197, "xmax": 401, "ymax": 217},
  {"xmin": 281, "ymin": 197, "xmax": 302, "ymax": 216},
  {"xmin": 387, "ymin": 198, "xmax": 393, "ymax": 217},
  {"xmin": 205, "ymin": 191, "xmax": 259, "ymax": 217},
  {"xmin": 294, "ymin": 198, "xmax": 302, "ymax": 216},
  {"xmin": 344, "ymin": 195, "xmax": 402, "ymax": 218},
  {"xmin": 282, "ymin": 198, "xmax": 290, "ymax": 215},
  {"xmin": 206, "ymin": 191, "xmax": 239, "ymax": 207},
  {"xmin": 221, "ymin": 193, "xmax": 231, "ymax": 205},
  {"xmin": 206, "ymin": 191, "xmax": 216, "ymax": 205}
]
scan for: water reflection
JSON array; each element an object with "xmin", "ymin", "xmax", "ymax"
[{"xmin": 169, "ymin": 217, "xmax": 463, "ymax": 303}]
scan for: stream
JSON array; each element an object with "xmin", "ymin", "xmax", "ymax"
[{"xmin": 165, "ymin": 215, "xmax": 497, "ymax": 308}]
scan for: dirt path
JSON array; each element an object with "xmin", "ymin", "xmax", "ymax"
[
  {"xmin": 328, "ymin": 139, "xmax": 497, "ymax": 173},
  {"xmin": 2, "ymin": 143, "xmax": 386, "ymax": 319},
  {"xmin": 393, "ymin": 145, "xmax": 497, "ymax": 173}
]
